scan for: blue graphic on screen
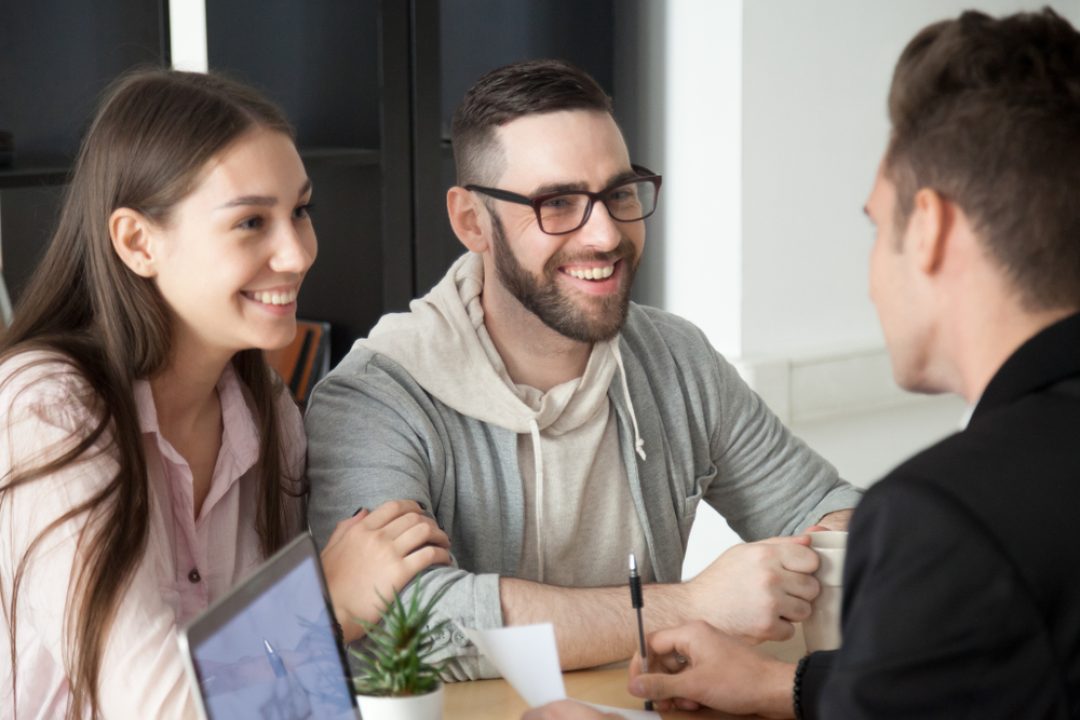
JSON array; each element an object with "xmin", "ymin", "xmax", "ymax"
[{"xmin": 192, "ymin": 556, "xmax": 355, "ymax": 719}]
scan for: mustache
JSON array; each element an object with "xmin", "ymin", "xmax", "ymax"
[{"xmin": 544, "ymin": 237, "xmax": 637, "ymax": 275}]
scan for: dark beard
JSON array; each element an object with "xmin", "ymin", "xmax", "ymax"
[{"xmin": 490, "ymin": 213, "xmax": 638, "ymax": 343}]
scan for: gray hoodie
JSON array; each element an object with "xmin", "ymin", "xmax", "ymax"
[{"xmin": 305, "ymin": 252, "xmax": 861, "ymax": 679}]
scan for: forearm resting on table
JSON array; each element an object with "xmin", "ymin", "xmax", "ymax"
[{"xmin": 500, "ymin": 577, "xmax": 699, "ymax": 670}]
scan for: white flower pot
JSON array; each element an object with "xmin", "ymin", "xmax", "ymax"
[{"xmin": 355, "ymin": 684, "xmax": 444, "ymax": 720}]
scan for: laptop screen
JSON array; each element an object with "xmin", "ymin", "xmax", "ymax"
[{"xmin": 180, "ymin": 533, "xmax": 358, "ymax": 720}]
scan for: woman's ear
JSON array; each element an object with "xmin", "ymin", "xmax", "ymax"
[
  {"xmin": 109, "ymin": 208, "xmax": 158, "ymax": 278},
  {"xmin": 447, "ymin": 186, "xmax": 489, "ymax": 253}
]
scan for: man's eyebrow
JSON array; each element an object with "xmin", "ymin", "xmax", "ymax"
[
  {"xmin": 531, "ymin": 180, "xmax": 589, "ymax": 196},
  {"xmin": 530, "ymin": 169, "xmax": 639, "ymax": 196},
  {"xmin": 605, "ymin": 169, "xmax": 640, "ymax": 187}
]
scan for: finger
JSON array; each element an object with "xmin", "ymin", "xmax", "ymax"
[
  {"xmin": 628, "ymin": 652, "xmax": 642, "ymax": 678},
  {"xmin": 656, "ymin": 651, "xmax": 690, "ymax": 674},
  {"xmin": 759, "ymin": 534, "xmax": 812, "ymax": 547},
  {"xmin": 361, "ymin": 499, "xmax": 425, "ymax": 529},
  {"xmin": 778, "ymin": 595, "xmax": 814, "ymax": 623},
  {"xmin": 392, "ymin": 518, "xmax": 451, "ymax": 554},
  {"xmin": 776, "ymin": 544, "xmax": 820, "ymax": 574},
  {"xmin": 804, "ymin": 524, "xmax": 830, "ymax": 533},
  {"xmin": 402, "ymin": 545, "xmax": 452, "ymax": 576},
  {"xmin": 747, "ymin": 613, "xmax": 799, "ymax": 643},
  {"xmin": 779, "ymin": 567, "xmax": 821, "ymax": 602},
  {"xmin": 674, "ymin": 697, "xmax": 701, "ymax": 711},
  {"xmin": 378, "ymin": 509, "xmax": 434, "ymax": 541},
  {"xmin": 645, "ymin": 621, "xmax": 704, "ymax": 659},
  {"xmin": 629, "ymin": 671, "xmax": 687, "ymax": 701}
]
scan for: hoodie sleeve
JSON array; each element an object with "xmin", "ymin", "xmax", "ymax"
[
  {"xmin": 702, "ymin": 348, "xmax": 862, "ymax": 538},
  {"xmin": 304, "ymin": 349, "xmax": 503, "ymax": 680}
]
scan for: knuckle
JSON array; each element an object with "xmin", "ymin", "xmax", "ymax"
[
  {"xmin": 755, "ymin": 618, "xmax": 776, "ymax": 638},
  {"xmin": 419, "ymin": 545, "xmax": 443, "ymax": 565}
]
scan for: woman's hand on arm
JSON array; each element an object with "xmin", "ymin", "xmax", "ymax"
[{"xmin": 320, "ymin": 499, "xmax": 451, "ymax": 641}]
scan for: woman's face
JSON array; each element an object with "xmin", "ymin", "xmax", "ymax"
[{"xmin": 149, "ymin": 127, "xmax": 317, "ymax": 363}]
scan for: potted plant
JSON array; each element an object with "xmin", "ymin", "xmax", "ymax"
[{"xmin": 351, "ymin": 582, "xmax": 450, "ymax": 720}]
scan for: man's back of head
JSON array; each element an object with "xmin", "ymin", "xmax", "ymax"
[{"xmin": 883, "ymin": 8, "xmax": 1080, "ymax": 313}]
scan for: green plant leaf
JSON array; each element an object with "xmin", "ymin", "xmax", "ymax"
[{"xmin": 350, "ymin": 580, "xmax": 453, "ymax": 697}]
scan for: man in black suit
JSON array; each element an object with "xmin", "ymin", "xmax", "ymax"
[{"xmin": 527, "ymin": 7, "xmax": 1080, "ymax": 720}]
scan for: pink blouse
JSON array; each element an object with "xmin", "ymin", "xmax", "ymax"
[{"xmin": 0, "ymin": 352, "xmax": 305, "ymax": 719}]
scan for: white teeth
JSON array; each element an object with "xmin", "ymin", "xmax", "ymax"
[
  {"xmin": 567, "ymin": 265, "xmax": 615, "ymax": 281},
  {"xmin": 249, "ymin": 289, "xmax": 298, "ymax": 305}
]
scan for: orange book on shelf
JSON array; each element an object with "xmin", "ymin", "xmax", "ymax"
[{"xmin": 266, "ymin": 320, "xmax": 331, "ymax": 405}]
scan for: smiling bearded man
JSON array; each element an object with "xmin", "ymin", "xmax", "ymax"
[{"xmin": 304, "ymin": 59, "xmax": 861, "ymax": 681}]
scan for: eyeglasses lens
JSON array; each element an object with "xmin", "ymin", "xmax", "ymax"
[{"xmin": 537, "ymin": 180, "xmax": 657, "ymax": 234}]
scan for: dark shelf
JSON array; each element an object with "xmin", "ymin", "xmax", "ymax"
[
  {"xmin": 299, "ymin": 147, "xmax": 380, "ymax": 167},
  {"xmin": 0, "ymin": 166, "xmax": 71, "ymax": 190},
  {"xmin": 0, "ymin": 150, "xmax": 379, "ymax": 191}
]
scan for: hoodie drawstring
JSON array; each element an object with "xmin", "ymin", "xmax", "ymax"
[
  {"xmin": 529, "ymin": 417, "xmax": 545, "ymax": 583},
  {"xmin": 612, "ymin": 343, "xmax": 647, "ymax": 461},
  {"xmin": 528, "ymin": 341, "xmax": 644, "ymax": 582}
]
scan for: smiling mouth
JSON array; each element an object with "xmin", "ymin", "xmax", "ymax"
[
  {"xmin": 243, "ymin": 289, "xmax": 298, "ymax": 305},
  {"xmin": 564, "ymin": 264, "xmax": 616, "ymax": 281}
]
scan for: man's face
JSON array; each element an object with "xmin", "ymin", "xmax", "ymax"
[
  {"xmin": 482, "ymin": 110, "xmax": 646, "ymax": 343},
  {"xmin": 866, "ymin": 162, "xmax": 933, "ymax": 391}
]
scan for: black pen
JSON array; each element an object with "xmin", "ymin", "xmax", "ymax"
[{"xmin": 629, "ymin": 552, "xmax": 653, "ymax": 712}]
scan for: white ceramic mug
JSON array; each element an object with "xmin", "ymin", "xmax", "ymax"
[{"xmin": 802, "ymin": 530, "xmax": 847, "ymax": 652}]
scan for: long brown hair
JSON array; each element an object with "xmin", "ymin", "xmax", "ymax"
[{"xmin": 0, "ymin": 68, "xmax": 299, "ymax": 719}]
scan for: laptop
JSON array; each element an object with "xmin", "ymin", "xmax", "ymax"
[{"xmin": 178, "ymin": 532, "xmax": 359, "ymax": 720}]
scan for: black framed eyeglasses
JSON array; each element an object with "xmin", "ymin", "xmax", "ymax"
[{"xmin": 465, "ymin": 164, "xmax": 662, "ymax": 236}]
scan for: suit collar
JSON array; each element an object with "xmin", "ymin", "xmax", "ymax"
[{"xmin": 972, "ymin": 311, "xmax": 1080, "ymax": 422}]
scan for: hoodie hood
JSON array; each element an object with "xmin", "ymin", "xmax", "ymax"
[{"xmin": 359, "ymin": 252, "xmax": 623, "ymax": 437}]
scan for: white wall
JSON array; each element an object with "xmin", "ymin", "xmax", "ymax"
[
  {"xmin": 615, "ymin": 0, "xmax": 1080, "ymax": 579},
  {"xmin": 169, "ymin": 0, "xmax": 208, "ymax": 72}
]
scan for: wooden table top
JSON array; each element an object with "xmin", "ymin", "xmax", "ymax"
[{"xmin": 443, "ymin": 627, "xmax": 807, "ymax": 720}]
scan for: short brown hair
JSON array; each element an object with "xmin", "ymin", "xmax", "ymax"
[
  {"xmin": 885, "ymin": 8, "xmax": 1080, "ymax": 311},
  {"xmin": 451, "ymin": 59, "xmax": 613, "ymax": 185}
]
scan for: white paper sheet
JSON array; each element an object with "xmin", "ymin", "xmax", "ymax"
[
  {"xmin": 463, "ymin": 624, "xmax": 660, "ymax": 718},
  {"xmin": 463, "ymin": 624, "xmax": 566, "ymax": 706}
]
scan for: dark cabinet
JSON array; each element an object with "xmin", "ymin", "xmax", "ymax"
[{"xmin": 0, "ymin": 0, "xmax": 615, "ymax": 363}]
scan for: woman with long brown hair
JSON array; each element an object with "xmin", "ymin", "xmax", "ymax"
[{"xmin": 0, "ymin": 68, "xmax": 450, "ymax": 718}]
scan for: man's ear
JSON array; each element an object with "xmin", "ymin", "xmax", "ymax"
[
  {"xmin": 447, "ymin": 186, "xmax": 489, "ymax": 253},
  {"xmin": 910, "ymin": 188, "xmax": 950, "ymax": 274},
  {"xmin": 109, "ymin": 208, "xmax": 158, "ymax": 278}
]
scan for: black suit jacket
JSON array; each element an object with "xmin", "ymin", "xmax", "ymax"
[{"xmin": 803, "ymin": 313, "xmax": 1080, "ymax": 719}]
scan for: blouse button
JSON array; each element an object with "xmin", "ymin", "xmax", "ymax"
[{"xmin": 188, "ymin": 568, "xmax": 201, "ymax": 584}]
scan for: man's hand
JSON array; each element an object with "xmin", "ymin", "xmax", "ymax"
[
  {"xmin": 522, "ymin": 700, "xmax": 623, "ymax": 720},
  {"xmin": 321, "ymin": 500, "xmax": 451, "ymax": 641},
  {"xmin": 809, "ymin": 508, "xmax": 853, "ymax": 531},
  {"xmin": 628, "ymin": 621, "xmax": 796, "ymax": 718},
  {"xmin": 683, "ymin": 536, "xmax": 819, "ymax": 643}
]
